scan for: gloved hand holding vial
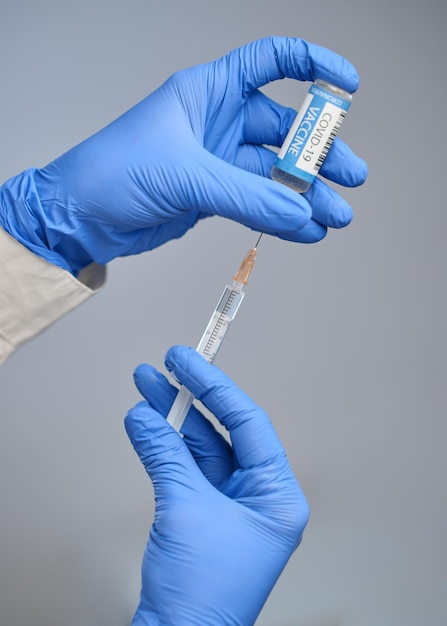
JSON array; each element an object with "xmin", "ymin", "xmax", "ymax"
[
  {"xmin": 272, "ymin": 80, "xmax": 354, "ymax": 193},
  {"xmin": 0, "ymin": 38, "xmax": 367, "ymax": 278}
]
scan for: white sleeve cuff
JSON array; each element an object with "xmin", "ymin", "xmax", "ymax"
[{"xmin": 0, "ymin": 227, "xmax": 106, "ymax": 363}]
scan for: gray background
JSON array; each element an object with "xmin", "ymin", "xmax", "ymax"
[{"xmin": 1, "ymin": 0, "xmax": 446, "ymax": 624}]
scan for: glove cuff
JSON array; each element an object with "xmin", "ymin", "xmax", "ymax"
[{"xmin": 0, "ymin": 168, "xmax": 73, "ymax": 272}]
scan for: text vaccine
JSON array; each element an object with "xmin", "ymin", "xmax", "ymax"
[{"xmin": 271, "ymin": 79, "xmax": 352, "ymax": 193}]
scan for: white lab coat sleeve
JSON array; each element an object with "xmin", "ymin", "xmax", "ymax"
[{"xmin": 0, "ymin": 227, "xmax": 106, "ymax": 364}]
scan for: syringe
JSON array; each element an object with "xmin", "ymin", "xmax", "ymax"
[{"xmin": 166, "ymin": 233, "xmax": 262, "ymax": 432}]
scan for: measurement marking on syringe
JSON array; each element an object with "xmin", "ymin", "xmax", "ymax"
[
  {"xmin": 166, "ymin": 242, "xmax": 259, "ymax": 432},
  {"xmin": 203, "ymin": 315, "xmax": 230, "ymax": 356},
  {"xmin": 201, "ymin": 290, "xmax": 241, "ymax": 358},
  {"xmin": 217, "ymin": 290, "xmax": 239, "ymax": 314}
]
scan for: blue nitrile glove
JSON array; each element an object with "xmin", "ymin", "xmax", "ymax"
[
  {"xmin": 125, "ymin": 345, "xmax": 309, "ymax": 626},
  {"xmin": 0, "ymin": 36, "xmax": 367, "ymax": 274}
]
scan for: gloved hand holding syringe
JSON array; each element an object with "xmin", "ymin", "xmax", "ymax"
[{"xmin": 167, "ymin": 232, "xmax": 263, "ymax": 432}]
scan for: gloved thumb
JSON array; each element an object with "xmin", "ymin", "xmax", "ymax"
[
  {"xmin": 190, "ymin": 149, "xmax": 312, "ymax": 238},
  {"xmin": 124, "ymin": 401, "xmax": 201, "ymax": 491}
]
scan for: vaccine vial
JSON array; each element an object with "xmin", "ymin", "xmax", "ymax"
[{"xmin": 271, "ymin": 79, "xmax": 352, "ymax": 193}]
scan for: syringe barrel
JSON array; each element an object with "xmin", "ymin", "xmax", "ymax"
[
  {"xmin": 166, "ymin": 282, "xmax": 245, "ymax": 432},
  {"xmin": 196, "ymin": 283, "xmax": 244, "ymax": 363}
]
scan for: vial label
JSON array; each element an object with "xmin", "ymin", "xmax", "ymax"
[{"xmin": 274, "ymin": 83, "xmax": 351, "ymax": 184}]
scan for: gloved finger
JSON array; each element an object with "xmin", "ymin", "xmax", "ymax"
[
  {"xmin": 272, "ymin": 181, "xmax": 357, "ymax": 240},
  {"xmin": 164, "ymin": 346, "xmax": 287, "ymax": 470},
  {"xmin": 233, "ymin": 144, "xmax": 277, "ymax": 177},
  {"xmin": 190, "ymin": 149, "xmax": 312, "ymax": 237},
  {"xmin": 133, "ymin": 363, "xmax": 184, "ymax": 413},
  {"xmin": 133, "ymin": 364, "xmax": 235, "ymax": 486},
  {"xmin": 319, "ymin": 138, "xmax": 368, "ymax": 187},
  {"xmin": 226, "ymin": 36, "xmax": 359, "ymax": 97},
  {"xmin": 303, "ymin": 177, "xmax": 353, "ymax": 229},
  {"xmin": 232, "ymin": 143, "xmax": 360, "ymax": 235},
  {"xmin": 124, "ymin": 401, "xmax": 204, "ymax": 493},
  {"xmin": 271, "ymin": 216, "xmax": 327, "ymax": 243},
  {"xmin": 240, "ymin": 138, "xmax": 366, "ymax": 195},
  {"xmin": 229, "ymin": 147, "xmax": 357, "ymax": 234},
  {"xmin": 242, "ymin": 90, "xmax": 297, "ymax": 147},
  {"xmin": 270, "ymin": 186, "xmax": 353, "ymax": 241}
]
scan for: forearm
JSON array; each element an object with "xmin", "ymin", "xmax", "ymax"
[{"xmin": 0, "ymin": 227, "xmax": 105, "ymax": 363}]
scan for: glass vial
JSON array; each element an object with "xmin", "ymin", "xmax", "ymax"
[{"xmin": 271, "ymin": 79, "xmax": 352, "ymax": 193}]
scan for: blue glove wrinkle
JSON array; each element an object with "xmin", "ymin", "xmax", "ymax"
[
  {"xmin": 124, "ymin": 401, "xmax": 155, "ymax": 468},
  {"xmin": 129, "ymin": 609, "xmax": 160, "ymax": 626},
  {"xmin": 130, "ymin": 212, "xmax": 201, "ymax": 256},
  {"xmin": 271, "ymin": 36, "xmax": 287, "ymax": 81},
  {"xmin": 165, "ymin": 346, "xmax": 291, "ymax": 467},
  {"xmin": 266, "ymin": 36, "xmax": 359, "ymax": 93},
  {"xmin": 125, "ymin": 401, "xmax": 203, "ymax": 491},
  {"xmin": 0, "ymin": 170, "xmax": 73, "ymax": 271},
  {"xmin": 134, "ymin": 362, "xmax": 236, "ymax": 487},
  {"xmin": 166, "ymin": 70, "xmax": 208, "ymax": 141},
  {"xmin": 303, "ymin": 40, "xmax": 360, "ymax": 93},
  {"xmin": 288, "ymin": 37, "xmax": 314, "ymax": 81}
]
